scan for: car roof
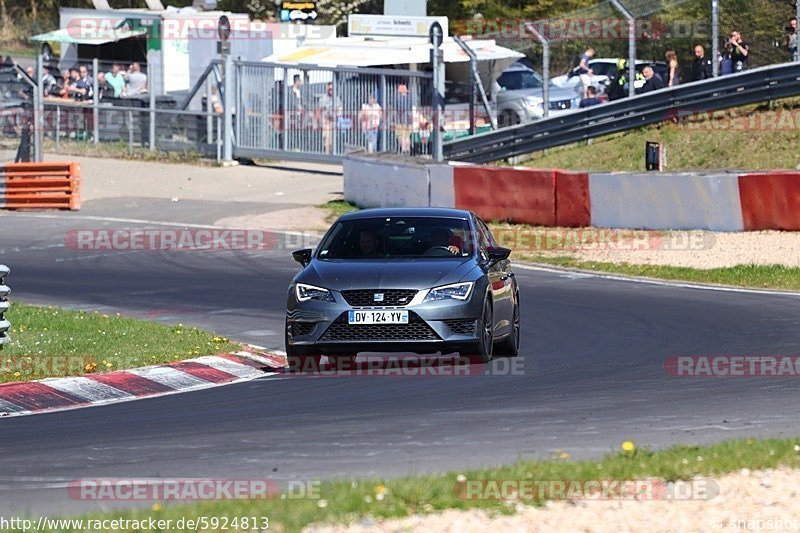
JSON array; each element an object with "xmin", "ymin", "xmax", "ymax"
[{"xmin": 339, "ymin": 207, "xmax": 474, "ymax": 220}]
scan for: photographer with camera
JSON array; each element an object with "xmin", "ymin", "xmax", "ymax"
[{"xmin": 725, "ymin": 30, "xmax": 749, "ymax": 72}]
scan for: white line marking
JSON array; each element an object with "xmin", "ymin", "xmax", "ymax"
[
  {"xmin": 188, "ymin": 356, "xmax": 265, "ymax": 379},
  {"xmin": 516, "ymin": 263, "xmax": 800, "ymax": 297},
  {"xmin": 40, "ymin": 377, "xmax": 133, "ymax": 402},
  {"xmin": 127, "ymin": 366, "xmax": 210, "ymax": 389}
]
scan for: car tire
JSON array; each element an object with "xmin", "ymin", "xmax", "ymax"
[
  {"xmin": 466, "ymin": 297, "xmax": 493, "ymax": 364},
  {"xmin": 498, "ymin": 111, "xmax": 520, "ymax": 129},
  {"xmin": 495, "ymin": 292, "xmax": 520, "ymax": 357}
]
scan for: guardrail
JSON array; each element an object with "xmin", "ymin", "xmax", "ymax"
[
  {"xmin": 0, "ymin": 162, "xmax": 81, "ymax": 210},
  {"xmin": 443, "ymin": 62, "xmax": 800, "ymax": 163},
  {"xmin": 0, "ymin": 265, "xmax": 9, "ymax": 348}
]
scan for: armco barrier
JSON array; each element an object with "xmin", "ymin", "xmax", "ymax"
[
  {"xmin": 0, "ymin": 162, "xmax": 81, "ymax": 210},
  {"xmin": 453, "ymin": 166, "xmax": 556, "ymax": 226},
  {"xmin": 589, "ymin": 173, "xmax": 744, "ymax": 231},
  {"xmin": 738, "ymin": 172, "xmax": 800, "ymax": 230}
]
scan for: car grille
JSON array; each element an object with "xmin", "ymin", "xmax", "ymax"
[
  {"xmin": 291, "ymin": 322, "xmax": 316, "ymax": 336},
  {"xmin": 319, "ymin": 312, "xmax": 439, "ymax": 342},
  {"xmin": 443, "ymin": 319, "xmax": 477, "ymax": 336},
  {"xmin": 341, "ymin": 289, "xmax": 419, "ymax": 307},
  {"xmin": 549, "ymin": 99, "xmax": 572, "ymax": 110}
]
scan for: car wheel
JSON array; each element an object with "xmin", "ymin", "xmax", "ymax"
[
  {"xmin": 498, "ymin": 111, "xmax": 512, "ymax": 128},
  {"xmin": 467, "ymin": 297, "xmax": 493, "ymax": 363},
  {"xmin": 285, "ymin": 321, "xmax": 320, "ymax": 372},
  {"xmin": 495, "ymin": 292, "xmax": 520, "ymax": 357}
]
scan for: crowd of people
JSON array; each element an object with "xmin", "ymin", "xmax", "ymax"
[{"xmin": 15, "ymin": 61, "xmax": 148, "ymax": 103}]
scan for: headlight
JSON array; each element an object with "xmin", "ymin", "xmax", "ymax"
[
  {"xmin": 296, "ymin": 283, "xmax": 334, "ymax": 303},
  {"xmin": 423, "ymin": 282, "xmax": 474, "ymax": 302},
  {"xmin": 524, "ymin": 96, "xmax": 543, "ymax": 108}
]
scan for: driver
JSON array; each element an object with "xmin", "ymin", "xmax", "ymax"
[
  {"xmin": 358, "ymin": 229, "xmax": 382, "ymax": 257},
  {"xmin": 429, "ymin": 228, "xmax": 460, "ymax": 255}
]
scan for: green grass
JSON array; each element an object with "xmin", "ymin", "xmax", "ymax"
[
  {"xmin": 518, "ymin": 255, "xmax": 800, "ymax": 291},
  {"xmin": 523, "ymin": 97, "xmax": 800, "ymax": 172},
  {"xmin": 320, "ymin": 199, "xmax": 360, "ymax": 222},
  {"xmin": 0, "ymin": 303, "xmax": 238, "ymax": 383},
  {"xmin": 33, "ymin": 436, "xmax": 800, "ymax": 532},
  {"xmin": 40, "ymin": 139, "xmax": 208, "ymax": 165}
]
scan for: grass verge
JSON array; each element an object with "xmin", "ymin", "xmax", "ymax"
[
  {"xmin": 1, "ymin": 303, "xmax": 238, "ymax": 383},
  {"xmin": 319, "ymin": 199, "xmax": 359, "ymax": 222},
  {"xmin": 46, "ymin": 436, "xmax": 800, "ymax": 533},
  {"xmin": 522, "ymin": 97, "xmax": 800, "ymax": 172}
]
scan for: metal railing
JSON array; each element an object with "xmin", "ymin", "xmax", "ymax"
[
  {"xmin": 443, "ymin": 61, "xmax": 800, "ymax": 163},
  {"xmin": 233, "ymin": 61, "xmax": 435, "ymax": 163},
  {"xmin": 0, "ymin": 265, "xmax": 9, "ymax": 348}
]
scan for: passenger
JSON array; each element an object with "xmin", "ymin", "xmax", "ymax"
[{"xmin": 358, "ymin": 229, "xmax": 382, "ymax": 257}]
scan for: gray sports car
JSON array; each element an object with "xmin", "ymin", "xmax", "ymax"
[{"xmin": 285, "ymin": 207, "xmax": 520, "ymax": 369}]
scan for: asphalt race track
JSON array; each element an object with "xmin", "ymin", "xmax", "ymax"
[{"xmin": 2, "ymin": 213, "xmax": 800, "ymax": 516}]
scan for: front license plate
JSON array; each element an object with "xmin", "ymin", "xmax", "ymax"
[{"xmin": 348, "ymin": 310, "xmax": 409, "ymax": 325}]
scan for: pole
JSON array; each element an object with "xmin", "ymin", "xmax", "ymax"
[
  {"xmin": 795, "ymin": 0, "xmax": 800, "ymax": 62},
  {"xmin": 609, "ymin": 0, "xmax": 636, "ymax": 98},
  {"xmin": 430, "ymin": 22, "xmax": 444, "ymax": 161},
  {"xmin": 524, "ymin": 22, "xmax": 549, "ymax": 118},
  {"xmin": 223, "ymin": 53, "xmax": 233, "ymax": 162},
  {"xmin": 34, "ymin": 54, "xmax": 43, "ymax": 162},
  {"xmin": 149, "ymin": 68, "xmax": 156, "ymax": 150},
  {"xmin": 92, "ymin": 58, "xmax": 99, "ymax": 144},
  {"xmin": 712, "ymin": 0, "xmax": 720, "ymax": 76}
]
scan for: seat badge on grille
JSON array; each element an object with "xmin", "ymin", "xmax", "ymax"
[{"xmin": 373, "ymin": 293, "xmax": 384, "ymax": 302}]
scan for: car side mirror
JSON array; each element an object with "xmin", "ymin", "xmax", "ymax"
[
  {"xmin": 485, "ymin": 246, "xmax": 511, "ymax": 266},
  {"xmin": 292, "ymin": 248, "xmax": 312, "ymax": 267}
]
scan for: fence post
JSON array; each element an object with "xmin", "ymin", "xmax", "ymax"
[
  {"xmin": 34, "ymin": 54, "xmax": 43, "ymax": 162},
  {"xmin": 223, "ymin": 54, "xmax": 233, "ymax": 162},
  {"xmin": 430, "ymin": 22, "xmax": 445, "ymax": 162},
  {"xmin": 281, "ymin": 67, "xmax": 288, "ymax": 151},
  {"xmin": 128, "ymin": 110, "xmax": 134, "ymax": 155},
  {"xmin": 92, "ymin": 58, "xmax": 99, "ymax": 144},
  {"xmin": 55, "ymin": 105, "xmax": 60, "ymax": 153},
  {"xmin": 149, "ymin": 69, "xmax": 156, "ymax": 151},
  {"xmin": 0, "ymin": 265, "xmax": 10, "ymax": 348},
  {"xmin": 379, "ymin": 74, "xmax": 387, "ymax": 151},
  {"xmin": 712, "ymin": 0, "xmax": 720, "ymax": 76}
]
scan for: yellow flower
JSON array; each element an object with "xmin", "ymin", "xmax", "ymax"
[
  {"xmin": 13, "ymin": 371, "xmax": 20, "ymax": 377},
  {"xmin": 559, "ymin": 451, "xmax": 570, "ymax": 460},
  {"xmin": 621, "ymin": 441, "xmax": 636, "ymax": 453},
  {"xmin": 151, "ymin": 503, "xmax": 162, "ymax": 512},
  {"xmin": 375, "ymin": 485, "xmax": 386, "ymax": 495}
]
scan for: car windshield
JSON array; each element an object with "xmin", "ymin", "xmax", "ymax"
[
  {"xmin": 497, "ymin": 70, "xmax": 544, "ymax": 91},
  {"xmin": 317, "ymin": 217, "xmax": 474, "ymax": 259}
]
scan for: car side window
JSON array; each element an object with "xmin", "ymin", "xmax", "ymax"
[
  {"xmin": 473, "ymin": 217, "xmax": 492, "ymax": 260},
  {"xmin": 476, "ymin": 218, "xmax": 497, "ymax": 247}
]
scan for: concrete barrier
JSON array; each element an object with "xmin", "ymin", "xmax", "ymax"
[
  {"xmin": 589, "ymin": 172, "xmax": 744, "ymax": 231},
  {"xmin": 427, "ymin": 163, "xmax": 456, "ymax": 208},
  {"xmin": 555, "ymin": 171, "xmax": 591, "ymax": 227},
  {"xmin": 343, "ymin": 156, "xmax": 430, "ymax": 208},
  {"xmin": 738, "ymin": 172, "xmax": 800, "ymax": 230}
]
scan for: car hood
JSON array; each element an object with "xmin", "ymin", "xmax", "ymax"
[
  {"xmin": 497, "ymin": 85, "xmax": 578, "ymax": 102},
  {"xmin": 298, "ymin": 257, "xmax": 479, "ymax": 291}
]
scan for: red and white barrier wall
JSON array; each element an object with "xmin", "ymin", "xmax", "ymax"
[{"xmin": 343, "ymin": 155, "xmax": 800, "ymax": 231}]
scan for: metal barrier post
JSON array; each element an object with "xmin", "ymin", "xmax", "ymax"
[
  {"xmin": 149, "ymin": 70, "xmax": 156, "ymax": 150},
  {"xmin": 712, "ymin": 0, "xmax": 720, "ymax": 76},
  {"xmin": 128, "ymin": 110, "xmax": 134, "ymax": 154},
  {"xmin": 610, "ymin": 0, "xmax": 636, "ymax": 98},
  {"xmin": 281, "ymin": 67, "xmax": 289, "ymax": 151},
  {"xmin": 523, "ymin": 23, "xmax": 549, "ymax": 119},
  {"xmin": 223, "ymin": 54, "xmax": 233, "ymax": 161},
  {"xmin": 34, "ymin": 54, "xmax": 43, "ymax": 162},
  {"xmin": 0, "ymin": 265, "xmax": 10, "ymax": 348},
  {"xmin": 430, "ymin": 21, "xmax": 445, "ymax": 162},
  {"xmin": 55, "ymin": 105, "xmax": 60, "ymax": 153},
  {"xmin": 92, "ymin": 58, "xmax": 99, "ymax": 144},
  {"xmin": 379, "ymin": 74, "xmax": 387, "ymax": 151},
  {"xmin": 206, "ymin": 76, "xmax": 213, "ymax": 145},
  {"xmin": 216, "ymin": 115, "xmax": 222, "ymax": 162}
]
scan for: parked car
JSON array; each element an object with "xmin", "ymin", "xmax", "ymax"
[
  {"xmin": 495, "ymin": 62, "xmax": 582, "ymax": 127},
  {"xmin": 551, "ymin": 58, "xmax": 669, "ymax": 94}
]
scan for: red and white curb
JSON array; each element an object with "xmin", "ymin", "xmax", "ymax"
[{"xmin": 0, "ymin": 350, "xmax": 287, "ymax": 418}]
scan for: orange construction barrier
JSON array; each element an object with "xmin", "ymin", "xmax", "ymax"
[{"xmin": 0, "ymin": 162, "xmax": 81, "ymax": 210}]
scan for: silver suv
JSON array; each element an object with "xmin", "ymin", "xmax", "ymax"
[{"xmin": 495, "ymin": 62, "xmax": 582, "ymax": 127}]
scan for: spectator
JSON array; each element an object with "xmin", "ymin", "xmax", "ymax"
[
  {"xmin": 787, "ymin": 18, "xmax": 798, "ymax": 61},
  {"xmin": 69, "ymin": 64, "xmax": 93, "ymax": 101},
  {"xmin": 575, "ymin": 47, "xmax": 595, "ymax": 98},
  {"xmin": 317, "ymin": 82, "xmax": 342, "ymax": 155},
  {"xmin": 18, "ymin": 66, "xmax": 34, "ymax": 101},
  {"xmin": 125, "ymin": 62, "xmax": 147, "ymax": 96},
  {"xmin": 636, "ymin": 66, "xmax": 666, "ymax": 94},
  {"xmin": 57, "ymin": 69, "xmax": 71, "ymax": 98},
  {"xmin": 691, "ymin": 45, "xmax": 713, "ymax": 81},
  {"xmin": 665, "ymin": 50, "xmax": 681, "ymax": 86},
  {"xmin": 579, "ymin": 85, "xmax": 601, "ymax": 107},
  {"xmin": 725, "ymin": 30, "xmax": 749, "ymax": 72},
  {"xmin": 394, "ymin": 83, "xmax": 412, "ymax": 155},
  {"xmin": 359, "ymin": 94, "xmax": 383, "ymax": 153},
  {"xmin": 40, "ymin": 66, "xmax": 58, "ymax": 97},
  {"xmin": 96, "ymin": 72, "xmax": 115, "ymax": 101},
  {"xmin": 105, "ymin": 63, "xmax": 125, "ymax": 98}
]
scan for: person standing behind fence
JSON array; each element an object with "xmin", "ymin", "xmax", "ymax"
[
  {"xmin": 576, "ymin": 48, "xmax": 595, "ymax": 98},
  {"xmin": 691, "ymin": 45, "xmax": 713, "ymax": 81},
  {"xmin": 725, "ymin": 31, "xmax": 749, "ymax": 72},
  {"xmin": 105, "ymin": 63, "xmax": 125, "ymax": 98},
  {"xmin": 125, "ymin": 63, "xmax": 147, "ymax": 97},
  {"xmin": 394, "ymin": 83, "xmax": 412, "ymax": 155},
  {"xmin": 787, "ymin": 18, "xmax": 798, "ymax": 61},
  {"xmin": 665, "ymin": 50, "xmax": 681, "ymax": 87},
  {"xmin": 359, "ymin": 94, "xmax": 382, "ymax": 153},
  {"xmin": 317, "ymin": 82, "xmax": 342, "ymax": 155}
]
